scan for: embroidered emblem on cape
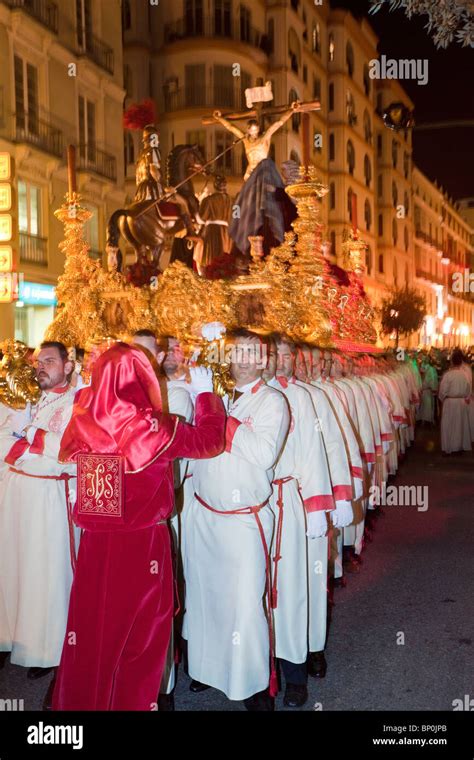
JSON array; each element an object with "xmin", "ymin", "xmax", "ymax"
[
  {"xmin": 48, "ymin": 408, "xmax": 64, "ymax": 433},
  {"xmin": 77, "ymin": 453, "xmax": 124, "ymax": 518}
]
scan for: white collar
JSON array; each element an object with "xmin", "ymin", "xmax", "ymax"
[{"xmin": 234, "ymin": 378, "xmax": 262, "ymax": 394}]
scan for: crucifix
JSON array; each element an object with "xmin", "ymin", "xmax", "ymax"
[{"xmin": 201, "ymin": 82, "xmax": 320, "ymax": 181}]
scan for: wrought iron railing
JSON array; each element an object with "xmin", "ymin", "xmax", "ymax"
[
  {"xmin": 164, "ymin": 86, "xmax": 247, "ymax": 113},
  {"xmin": 19, "ymin": 232, "xmax": 48, "ymax": 266},
  {"xmin": 7, "ymin": 0, "xmax": 58, "ymax": 34},
  {"xmin": 78, "ymin": 144, "xmax": 117, "ymax": 181},
  {"xmin": 164, "ymin": 15, "xmax": 270, "ymax": 53},
  {"xmin": 78, "ymin": 33, "xmax": 114, "ymax": 75},
  {"xmin": 14, "ymin": 112, "xmax": 63, "ymax": 157}
]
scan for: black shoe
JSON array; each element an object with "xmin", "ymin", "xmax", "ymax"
[
  {"xmin": 243, "ymin": 689, "xmax": 274, "ymax": 711},
  {"xmin": 158, "ymin": 692, "xmax": 175, "ymax": 711},
  {"xmin": 27, "ymin": 666, "xmax": 54, "ymax": 680},
  {"xmin": 283, "ymin": 683, "xmax": 308, "ymax": 708},
  {"xmin": 189, "ymin": 679, "xmax": 210, "ymax": 693},
  {"xmin": 0, "ymin": 651, "xmax": 10, "ymax": 669},
  {"xmin": 308, "ymin": 651, "xmax": 327, "ymax": 679},
  {"xmin": 42, "ymin": 675, "xmax": 56, "ymax": 711}
]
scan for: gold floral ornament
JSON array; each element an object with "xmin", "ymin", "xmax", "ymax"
[
  {"xmin": 341, "ymin": 227, "xmax": 367, "ymax": 277},
  {"xmin": 0, "ymin": 340, "xmax": 41, "ymax": 409}
]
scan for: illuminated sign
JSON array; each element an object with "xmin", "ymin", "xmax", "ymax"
[
  {"xmin": 0, "ymin": 184, "xmax": 12, "ymax": 211},
  {"xmin": 19, "ymin": 281, "xmax": 57, "ymax": 306},
  {"xmin": 0, "ymin": 273, "xmax": 18, "ymax": 303},
  {"xmin": 0, "ymin": 153, "xmax": 11, "ymax": 181},
  {"xmin": 0, "ymin": 214, "xmax": 12, "ymax": 242},
  {"xmin": 0, "ymin": 246, "xmax": 13, "ymax": 272}
]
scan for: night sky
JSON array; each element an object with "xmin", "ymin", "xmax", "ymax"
[{"xmin": 332, "ymin": 0, "xmax": 474, "ymax": 200}]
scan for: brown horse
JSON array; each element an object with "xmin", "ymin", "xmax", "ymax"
[{"xmin": 106, "ymin": 144, "xmax": 205, "ymax": 283}]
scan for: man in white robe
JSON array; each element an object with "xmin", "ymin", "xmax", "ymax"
[
  {"xmin": 182, "ymin": 330, "xmax": 290, "ymax": 710},
  {"xmin": 416, "ymin": 357, "xmax": 438, "ymax": 425},
  {"xmin": 439, "ymin": 350, "xmax": 471, "ymax": 453},
  {"xmin": 0, "ymin": 342, "xmax": 79, "ymax": 691},
  {"xmin": 264, "ymin": 336, "xmax": 334, "ymax": 707}
]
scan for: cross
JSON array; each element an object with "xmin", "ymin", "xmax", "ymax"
[{"xmin": 202, "ymin": 97, "xmax": 320, "ymax": 178}]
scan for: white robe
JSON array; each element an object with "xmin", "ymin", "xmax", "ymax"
[
  {"xmin": 438, "ymin": 368, "xmax": 471, "ymax": 453},
  {"xmin": 183, "ymin": 380, "xmax": 290, "ymax": 700},
  {"xmin": 417, "ymin": 365, "xmax": 438, "ymax": 423},
  {"xmin": 268, "ymin": 377, "xmax": 333, "ymax": 665},
  {"xmin": 0, "ymin": 387, "xmax": 79, "ymax": 668}
]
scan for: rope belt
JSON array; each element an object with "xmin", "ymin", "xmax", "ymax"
[
  {"xmin": 9, "ymin": 467, "xmax": 77, "ymax": 573},
  {"xmin": 194, "ymin": 491, "xmax": 278, "ymax": 697},
  {"xmin": 271, "ymin": 476, "xmax": 294, "ymax": 610}
]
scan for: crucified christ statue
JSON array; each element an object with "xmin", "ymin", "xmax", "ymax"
[{"xmin": 212, "ymin": 101, "xmax": 300, "ymax": 256}]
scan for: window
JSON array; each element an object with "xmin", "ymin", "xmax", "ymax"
[
  {"xmin": 363, "ymin": 63, "xmax": 370, "ymax": 96},
  {"xmin": 124, "ymin": 132, "xmax": 135, "ymax": 167},
  {"xmin": 18, "ymin": 180, "xmax": 41, "ymax": 236},
  {"xmin": 78, "ymin": 95, "xmax": 96, "ymax": 162},
  {"xmin": 378, "ymin": 253, "xmax": 384, "ymax": 273},
  {"xmin": 404, "ymin": 225, "xmax": 409, "ymax": 252},
  {"xmin": 329, "ymin": 133, "xmax": 335, "ymax": 161},
  {"xmin": 403, "ymin": 151, "xmax": 409, "ymax": 179},
  {"xmin": 240, "ymin": 5, "xmax": 251, "ymax": 43},
  {"xmin": 123, "ymin": 65, "xmax": 133, "ymax": 98},
  {"xmin": 185, "ymin": 0, "xmax": 204, "ymax": 35},
  {"xmin": 313, "ymin": 76, "xmax": 321, "ymax": 102},
  {"xmin": 76, "ymin": 0, "xmax": 92, "ymax": 48},
  {"xmin": 214, "ymin": 64, "xmax": 234, "ymax": 108},
  {"xmin": 364, "ymin": 199, "xmax": 372, "ymax": 231},
  {"xmin": 328, "ymin": 83, "xmax": 334, "ymax": 111},
  {"xmin": 328, "ymin": 34, "xmax": 335, "ymax": 62},
  {"xmin": 346, "ymin": 90, "xmax": 356, "ymax": 125},
  {"xmin": 393, "ymin": 257, "xmax": 398, "ymax": 287},
  {"xmin": 392, "ymin": 181, "xmax": 398, "ymax": 208},
  {"xmin": 376, "ymin": 133, "xmax": 382, "ymax": 158},
  {"xmin": 346, "ymin": 139, "xmax": 355, "ymax": 175},
  {"xmin": 346, "ymin": 41, "xmax": 354, "ymax": 77},
  {"xmin": 392, "ymin": 218, "xmax": 398, "ymax": 245},
  {"xmin": 377, "ymin": 174, "xmax": 383, "ymax": 199},
  {"xmin": 364, "ymin": 154, "xmax": 371, "ymax": 187},
  {"xmin": 288, "ymin": 28, "xmax": 301, "ymax": 75},
  {"xmin": 378, "ymin": 214, "xmax": 383, "ymax": 237},
  {"xmin": 329, "ymin": 182, "xmax": 335, "ymax": 210},
  {"xmin": 347, "ymin": 187, "xmax": 353, "ymax": 219},
  {"xmin": 185, "ymin": 63, "xmax": 206, "ymax": 107},
  {"xmin": 215, "ymin": 129, "xmax": 234, "ymax": 174},
  {"xmin": 363, "ymin": 110, "xmax": 371, "ymax": 143},
  {"xmin": 214, "ymin": 0, "xmax": 231, "ymax": 36},
  {"xmin": 14, "ymin": 56, "xmax": 38, "ymax": 134},
  {"xmin": 122, "ymin": 0, "xmax": 131, "ymax": 30},
  {"xmin": 366, "ymin": 244, "xmax": 372, "ymax": 274},
  {"xmin": 404, "ymin": 191, "xmax": 409, "ymax": 216},
  {"xmin": 289, "ymin": 88, "xmax": 300, "ymax": 132},
  {"xmin": 312, "ymin": 22, "xmax": 321, "ymax": 54},
  {"xmin": 392, "ymin": 138, "xmax": 398, "ymax": 169}
]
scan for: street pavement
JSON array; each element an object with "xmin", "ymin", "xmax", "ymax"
[{"xmin": 1, "ymin": 425, "xmax": 473, "ymax": 711}]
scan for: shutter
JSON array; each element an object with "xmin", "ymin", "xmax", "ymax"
[
  {"xmin": 26, "ymin": 64, "xmax": 38, "ymax": 135},
  {"xmin": 214, "ymin": 64, "xmax": 233, "ymax": 109},
  {"xmin": 14, "ymin": 56, "xmax": 25, "ymax": 130},
  {"xmin": 185, "ymin": 64, "xmax": 205, "ymax": 107},
  {"xmin": 87, "ymin": 100, "xmax": 96, "ymax": 162}
]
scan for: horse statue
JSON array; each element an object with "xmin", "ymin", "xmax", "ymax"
[{"xmin": 106, "ymin": 144, "xmax": 206, "ymax": 286}]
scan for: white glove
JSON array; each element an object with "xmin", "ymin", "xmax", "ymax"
[
  {"xmin": 332, "ymin": 500, "xmax": 353, "ymax": 528},
  {"xmin": 189, "ymin": 366, "xmax": 213, "ymax": 395},
  {"xmin": 353, "ymin": 477, "xmax": 364, "ymax": 501},
  {"xmin": 8, "ymin": 404, "xmax": 31, "ymax": 436},
  {"xmin": 25, "ymin": 425, "xmax": 39, "ymax": 444},
  {"xmin": 201, "ymin": 321, "xmax": 226, "ymax": 342},
  {"xmin": 306, "ymin": 511, "xmax": 328, "ymax": 539}
]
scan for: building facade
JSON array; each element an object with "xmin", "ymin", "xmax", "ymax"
[{"xmin": 0, "ymin": 0, "xmax": 126, "ymax": 342}]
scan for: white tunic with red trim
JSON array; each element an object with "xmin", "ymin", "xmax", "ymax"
[
  {"xmin": 0, "ymin": 385, "xmax": 79, "ymax": 668},
  {"xmin": 438, "ymin": 368, "xmax": 471, "ymax": 453},
  {"xmin": 183, "ymin": 378, "xmax": 290, "ymax": 700},
  {"xmin": 268, "ymin": 376, "xmax": 333, "ymax": 664}
]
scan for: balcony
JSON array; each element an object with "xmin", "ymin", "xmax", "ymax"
[
  {"xmin": 164, "ymin": 86, "xmax": 247, "ymax": 113},
  {"xmin": 14, "ymin": 112, "xmax": 63, "ymax": 158},
  {"xmin": 7, "ymin": 0, "xmax": 58, "ymax": 34},
  {"xmin": 164, "ymin": 16, "xmax": 270, "ymax": 54},
  {"xmin": 78, "ymin": 33, "xmax": 114, "ymax": 75},
  {"xmin": 20, "ymin": 232, "xmax": 48, "ymax": 267},
  {"xmin": 414, "ymin": 228, "xmax": 440, "ymax": 251},
  {"xmin": 415, "ymin": 266, "xmax": 443, "ymax": 285},
  {"xmin": 78, "ymin": 145, "xmax": 117, "ymax": 182}
]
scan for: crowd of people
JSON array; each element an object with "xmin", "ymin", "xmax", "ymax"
[{"xmin": 0, "ymin": 332, "xmax": 472, "ymax": 712}]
